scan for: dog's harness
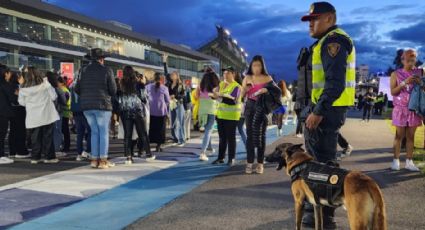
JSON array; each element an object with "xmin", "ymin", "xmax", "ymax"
[{"xmin": 290, "ymin": 161, "xmax": 348, "ymax": 207}]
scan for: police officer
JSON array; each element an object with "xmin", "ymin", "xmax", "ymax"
[{"xmin": 299, "ymin": 2, "xmax": 356, "ymax": 229}]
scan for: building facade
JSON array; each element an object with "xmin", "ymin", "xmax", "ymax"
[
  {"xmin": 198, "ymin": 25, "xmax": 248, "ymax": 75},
  {"xmin": 0, "ymin": 0, "xmax": 219, "ymax": 83}
]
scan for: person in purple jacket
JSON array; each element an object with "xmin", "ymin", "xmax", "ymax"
[{"xmin": 147, "ymin": 72, "xmax": 170, "ymax": 152}]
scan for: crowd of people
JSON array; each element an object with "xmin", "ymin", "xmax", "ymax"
[
  {"xmin": 0, "ymin": 47, "xmax": 289, "ymax": 174},
  {"xmin": 1, "ymin": 48, "xmax": 421, "ymax": 175},
  {"xmin": 356, "ymin": 88, "xmax": 388, "ymax": 122}
]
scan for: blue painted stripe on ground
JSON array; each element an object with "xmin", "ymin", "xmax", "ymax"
[{"xmin": 12, "ymin": 125, "xmax": 294, "ymax": 230}]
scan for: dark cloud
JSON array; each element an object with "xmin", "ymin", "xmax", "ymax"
[
  {"xmin": 47, "ymin": 0, "xmax": 417, "ymax": 79},
  {"xmin": 350, "ymin": 4, "xmax": 415, "ymax": 15},
  {"xmin": 390, "ymin": 22, "xmax": 425, "ymax": 45}
]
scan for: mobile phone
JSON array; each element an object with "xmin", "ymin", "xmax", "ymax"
[{"xmin": 412, "ymin": 68, "xmax": 423, "ymax": 78}]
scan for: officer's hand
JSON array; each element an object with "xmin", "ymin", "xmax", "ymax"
[{"xmin": 306, "ymin": 113, "xmax": 323, "ymax": 130}]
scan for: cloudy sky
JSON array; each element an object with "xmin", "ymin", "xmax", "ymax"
[{"xmin": 46, "ymin": 0, "xmax": 425, "ymax": 80}]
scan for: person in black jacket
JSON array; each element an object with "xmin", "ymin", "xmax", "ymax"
[
  {"xmin": 115, "ymin": 66, "xmax": 154, "ymax": 165},
  {"xmin": 46, "ymin": 72, "xmax": 67, "ymax": 157},
  {"xmin": 0, "ymin": 64, "xmax": 15, "ymax": 164},
  {"xmin": 75, "ymin": 48, "xmax": 117, "ymax": 169},
  {"xmin": 8, "ymin": 72, "xmax": 29, "ymax": 158}
]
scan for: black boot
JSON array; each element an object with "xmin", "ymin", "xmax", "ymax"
[
  {"xmin": 301, "ymin": 202, "xmax": 315, "ymax": 228},
  {"xmin": 322, "ymin": 206, "xmax": 337, "ymax": 229}
]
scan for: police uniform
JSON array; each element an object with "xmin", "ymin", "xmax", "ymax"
[
  {"xmin": 299, "ymin": 2, "xmax": 356, "ymax": 228},
  {"xmin": 301, "ymin": 4, "xmax": 355, "ymax": 164}
]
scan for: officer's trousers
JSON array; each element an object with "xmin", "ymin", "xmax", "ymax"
[{"xmin": 303, "ymin": 106, "xmax": 347, "ymax": 163}]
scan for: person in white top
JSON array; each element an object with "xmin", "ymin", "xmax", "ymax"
[{"xmin": 18, "ymin": 67, "xmax": 60, "ymax": 164}]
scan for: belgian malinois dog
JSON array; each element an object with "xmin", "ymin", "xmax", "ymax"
[{"xmin": 266, "ymin": 143, "xmax": 387, "ymax": 230}]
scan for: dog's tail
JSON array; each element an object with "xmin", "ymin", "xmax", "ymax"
[{"xmin": 369, "ymin": 182, "xmax": 387, "ymax": 230}]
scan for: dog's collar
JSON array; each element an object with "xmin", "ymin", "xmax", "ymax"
[{"xmin": 289, "ymin": 163, "xmax": 308, "ymax": 182}]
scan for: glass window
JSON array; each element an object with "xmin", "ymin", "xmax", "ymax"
[
  {"xmin": 19, "ymin": 51, "xmax": 48, "ymax": 71},
  {"xmin": 145, "ymin": 50, "xmax": 161, "ymax": 66},
  {"xmin": 0, "ymin": 13, "xmax": 12, "ymax": 32},
  {"xmin": 79, "ymin": 34, "xmax": 96, "ymax": 48},
  {"xmin": 0, "ymin": 48, "xmax": 14, "ymax": 67},
  {"xmin": 17, "ymin": 18, "xmax": 45, "ymax": 40},
  {"xmin": 51, "ymin": 27, "xmax": 73, "ymax": 45},
  {"xmin": 168, "ymin": 56, "xmax": 177, "ymax": 68}
]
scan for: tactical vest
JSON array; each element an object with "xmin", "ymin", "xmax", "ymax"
[
  {"xmin": 290, "ymin": 161, "xmax": 349, "ymax": 207},
  {"xmin": 311, "ymin": 28, "xmax": 356, "ymax": 106}
]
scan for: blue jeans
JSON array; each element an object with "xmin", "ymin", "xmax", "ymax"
[
  {"xmin": 201, "ymin": 114, "xmax": 215, "ymax": 152},
  {"xmin": 238, "ymin": 117, "xmax": 247, "ymax": 146},
  {"xmin": 52, "ymin": 117, "xmax": 62, "ymax": 152},
  {"xmin": 171, "ymin": 104, "xmax": 185, "ymax": 143},
  {"xmin": 83, "ymin": 110, "xmax": 112, "ymax": 159},
  {"xmin": 74, "ymin": 112, "xmax": 91, "ymax": 155}
]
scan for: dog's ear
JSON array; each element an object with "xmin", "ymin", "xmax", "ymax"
[
  {"xmin": 276, "ymin": 152, "xmax": 287, "ymax": 171},
  {"xmin": 286, "ymin": 144, "xmax": 304, "ymax": 157},
  {"xmin": 276, "ymin": 157, "xmax": 286, "ymax": 171}
]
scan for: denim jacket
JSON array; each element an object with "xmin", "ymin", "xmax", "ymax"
[{"xmin": 408, "ymin": 77, "xmax": 425, "ymax": 117}]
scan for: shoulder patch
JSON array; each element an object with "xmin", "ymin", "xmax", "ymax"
[{"xmin": 327, "ymin": 43, "xmax": 341, "ymax": 58}]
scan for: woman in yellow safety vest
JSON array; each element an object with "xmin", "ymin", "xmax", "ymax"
[{"xmin": 212, "ymin": 66, "xmax": 242, "ymax": 166}]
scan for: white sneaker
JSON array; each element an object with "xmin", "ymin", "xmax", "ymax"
[
  {"xmin": 344, "ymin": 145, "xmax": 353, "ymax": 156},
  {"xmin": 76, "ymin": 151, "xmax": 91, "ymax": 161},
  {"xmin": 405, "ymin": 159, "xmax": 420, "ymax": 172},
  {"xmin": 391, "ymin": 159, "xmax": 400, "ymax": 171},
  {"xmin": 14, "ymin": 154, "xmax": 31, "ymax": 159},
  {"xmin": 44, "ymin": 158, "xmax": 59, "ymax": 164},
  {"xmin": 30, "ymin": 160, "xmax": 41, "ymax": 164},
  {"xmin": 276, "ymin": 129, "xmax": 281, "ymax": 137},
  {"xmin": 125, "ymin": 158, "xmax": 133, "ymax": 165},
  {"xmin": 146, "ymin": 154, "xmax": 156, "ymax": 162},
  {"xmin": 81, "ymin": 151, "xmax": 91, "ymax": 158},
  {"xmin": 177, "ymin": 142, "xmax": 185, "ymax": 147},
  {"xmin": 0, "ymin": 157, "xmax": 14, "ymax": 164},
  {"xmin": 55, "ymin": 152, "xmax": 67, "ymax": 158},
  {"xmin": 256, "ymin": 163, "xmax": 264, "ymax": 174},
  {"xmin": 245, "ymin": 163, "xmax": 253, "ymax": 174},
  {"xmin": 296, "ymin": 134, "xmax": 303, "ymax": 138},
  {"xmin": 206, "ymin": 148, "xmax": 216, "ymax": 156},
  {"xmin": 199, "ymin": 153, "xmax": 209, "ymax": 161}
]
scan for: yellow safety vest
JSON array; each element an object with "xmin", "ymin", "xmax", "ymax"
[
  {"xmin": 216, "ymin": 81, "xmax": 241, "ymax": 121},
  {"xmin": 311, "ymin": 28, "xmax": 356, "ymax": 106}
]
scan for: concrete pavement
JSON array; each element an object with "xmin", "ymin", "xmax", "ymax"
[{"xmin": 127, "ymin": 115, "xmax": 425, "ymax": 230}]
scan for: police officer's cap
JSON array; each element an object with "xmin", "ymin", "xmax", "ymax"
[{"xmin": 301, "ymin": 2, "xmax": 336, "ymax": 22}]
